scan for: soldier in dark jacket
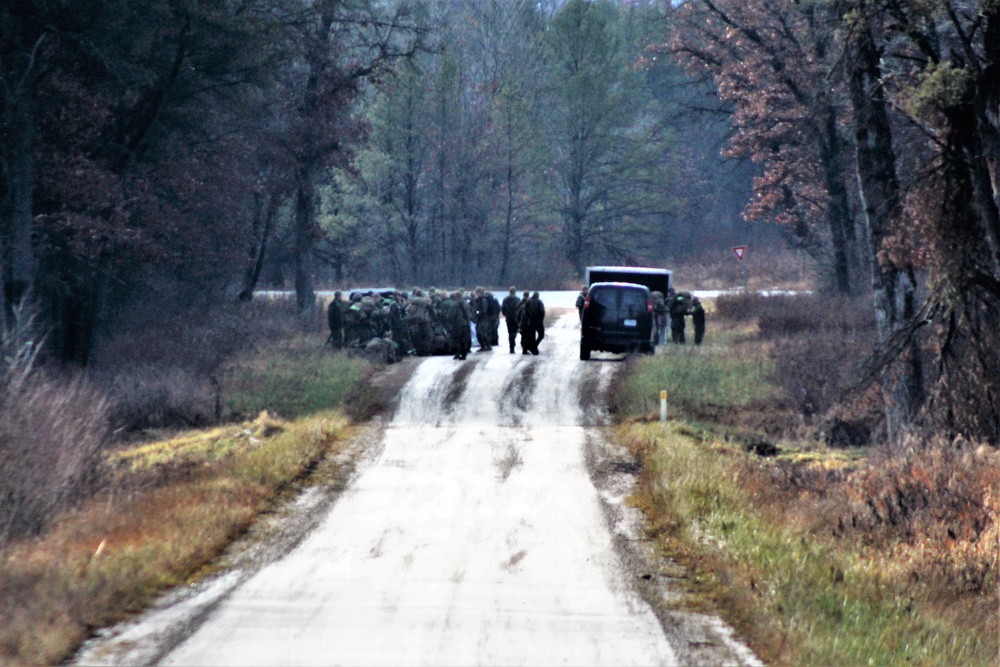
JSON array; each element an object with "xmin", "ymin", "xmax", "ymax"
[
  {"xmin": 501, "ymin": 286, "xmax": 520, "ymax": 354},
  {"xmin": 486, "ymin": 290, "xmax": 501, "ymax": 347},
  {"xmin": 522, "ymin": 291, "xmax": 545, "ymax": 355},
  {"xmin": 691, "ymin": 297, "xmax": 706, "ymax": 345},
  {"xmin": 327, "ymin": 291, "xmax": 344, "ymax": 349},
  {"xmin": 516, "ymin": 291, "xmax": 530, "ymax": 353},
  {"xmin": 438, "ymin": 292, "xmax": 462, "ymax": 360}
]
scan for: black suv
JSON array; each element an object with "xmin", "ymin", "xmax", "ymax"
[{"xmin": 580, "ymin": 282, "xmax": 656, "ymax": 360}]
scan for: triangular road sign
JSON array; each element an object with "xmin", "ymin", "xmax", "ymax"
[{"xmin": 732, "ymin": 245, "xmax": 747, "ymax": 261}]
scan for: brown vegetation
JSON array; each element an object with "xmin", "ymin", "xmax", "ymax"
[
  {"xmin": 619, "ymin": 291, "xmax": 999, "ymax": 664},
  {"xmin": 0, "ymin": 411, "xmax": 352, "ymax": 666}
]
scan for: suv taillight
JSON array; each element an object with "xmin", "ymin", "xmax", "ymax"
[
  {"xmin": 584, "ymin": 295, "xmax": 591, "ymax": 309},
  {"xmin": 647, "ymin": 298, "xmax": 654, "ymax": 313}
]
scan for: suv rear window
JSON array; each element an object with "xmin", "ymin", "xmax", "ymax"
[{"xmin": 589, "ymin": 286, "xmax": 647, "ymax": 325}]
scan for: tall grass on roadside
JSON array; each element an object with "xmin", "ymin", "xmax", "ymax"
[
  {"xmin": 622, "ymin": 423, "xmax": 999, "ymax": 666},
  {"xmin": 0, "ymin": 411, "xmax": 351, "ymax": 666},
  {"xmin": 1, "ymin": 302, "xmax": 109, "ymax": 544}
]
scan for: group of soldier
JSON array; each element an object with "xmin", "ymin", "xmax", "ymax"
[
  {"xmin": 656, "ymin": 288, "xmax": 705, "ymax": 345},
  {"xmin": 326, "ymin": 287, "xmax": 547, "ymax": 363}
]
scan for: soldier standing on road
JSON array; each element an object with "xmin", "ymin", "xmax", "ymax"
[
  {"xmin": 327, "ymin": 291, "xmax": 344, "ymax": 349},
  {"xmin": 575, "ymin": 285, "xmax": 589, "ymax": 321},
  {"xmin": 692, "ymin": 297, "xmax": 706, "ymax": 345},
  {"xmin": 522, "ymin": 291, "xmax": 545, "ymax": 355},
  {"xmin": 439, "ymin": 291, "xmax": 462, "ymax": 360},
  {"xmin": 473, "ymin": 287, "xmax": 493, "ymax": 352},
  {"xmin": 651, "ymin": 290, "xmax": 667, "ymax": 346},
  {"xmin": 456, "ymin": 290, "xmax": 473, "ymax": 359},
  {"xmin": 501, "ymin": 286, "xmax": 520, "ymax": 354},
  {"xmin": 516, "ymin": 290, "xmax": 530, "ymax": 353},
  {"xmin": 344, "ymin": 293, "xmax": 367, "ymax": 347},
  {"xmin": 486, "ymin": 290, "xmax": 501, "ymax": 348},
  {"xmin": 405, "ymin": 289, "xmax": 433, "ymax": 356},
  {"xmin": 388, "ymin": 291, "xmax": 414, "ymax": 355},
  {"xmin": 669, "ymin": 291, "xmax": 690, "ymax": 344}
]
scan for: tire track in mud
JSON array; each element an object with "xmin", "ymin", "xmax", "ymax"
[
  {"xmin": 496, "ymin": 359, "xmax": 538, "ymax": 427},
  {"xmin": 441, "ymin": 358, "xmax": 482, "ymax": 415}
]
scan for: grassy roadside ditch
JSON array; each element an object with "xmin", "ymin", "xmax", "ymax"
[
  {"xmin": 0, "ymin": 337, "xmax": 373, "ymax": 666},
  {"xmin": 614, "ymin": 297, "xmax": 999, "ymax": 665}
]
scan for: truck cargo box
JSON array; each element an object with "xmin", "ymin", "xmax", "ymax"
[{"xmin": 585, "ymin": 266, "xmax": 672, "ymax": 295}]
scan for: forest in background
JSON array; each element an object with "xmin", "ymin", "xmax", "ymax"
[
  {"xmin": 2, "ymin": 1, "xmax": 999, "ymax": 486},
  {"xmin": 1, "ymin": 0, "xmax": 769, "ymax": 357}
]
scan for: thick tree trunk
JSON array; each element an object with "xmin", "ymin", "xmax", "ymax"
[
  {"xmin": 294, "ymin": 168, "xmax": 316, "ymax": 315},
  {"xmin": 844, "ymin": 13, "xmax": 924, "ymax": 444},
  {"xmin": 819, "ymin": 108, "xmax": 857, "ymax": 295}
]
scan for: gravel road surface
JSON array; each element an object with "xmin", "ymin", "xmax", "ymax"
[{"xmin": 76, "ymin": 311, "xmax": 760, "ymax": 666}]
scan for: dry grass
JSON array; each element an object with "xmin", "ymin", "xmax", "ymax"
[
  {"xmin": 617, "ymin": 293, "xmax": 1000, "ymax": 665},
  {"xmin": 622, "ymin": 424, "xmax": 999, "ymax": 665},
  {"xmin": 0, "ymin": 410, "xmax": 352, "ymax": 666},
  {"xmin": 1, "ymin": 303, "xmax": 109, "ymax": 544}
]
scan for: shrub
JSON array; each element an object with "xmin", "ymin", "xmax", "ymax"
[
  {"xmin": 714, "ymin": 292, "xmax": 774, "ymax": 322},
  {"xmin": 91, "ymin": 299, "xmax": 300, "ymax": 433},
  {"xmin": 837, "ymin": 443, "xmax": 1000, "ymax": 594}
]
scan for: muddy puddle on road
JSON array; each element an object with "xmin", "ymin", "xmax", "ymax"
[{"xmin": 75, "ymin": 314, "xmax": 760, "ymax": 667}]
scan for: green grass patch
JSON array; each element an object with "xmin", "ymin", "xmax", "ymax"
[
  {"xmin": 220, "ymin": 335, "xmax": 369, "ymax": 420},
  {"xmin": 615, "ymin": 341, "xmax": 776, "ymax": 418},
  {"xmin": 622, "ymin": 422, "xmax": 998, "ymax": 666}
]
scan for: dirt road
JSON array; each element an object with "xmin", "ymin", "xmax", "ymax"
[{"xmin": 76, "ymin": 312, "xmax": 760, "ymax": 666}]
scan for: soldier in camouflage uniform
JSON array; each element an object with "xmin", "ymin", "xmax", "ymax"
[
  {"xmin": 405, "ymin": 289, "xmax": 433, "ymax": 356},
  {"xmin": 669, "ymin": 290, "xmax": 691, "ymax": 344},
  {"xmin": 344, "ymin": 293, "xmax": 368, "ymax": 347},
  {"xmin": 456, "ymin": 290, "xmax": 473, "ymax": 359},
  {"xmin": 387, "ymin": 291, "xmax": 413, "ymax": 355},
  {"xmin": 473, "ymin": 287, "xmax": 493, "ymax": 352},
  {"xmin": 651, "ymin": 290, "xmax": 668, "ymax": 346}
]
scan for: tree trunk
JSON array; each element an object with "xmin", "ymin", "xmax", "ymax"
[
  {"xmin": 4, "ymin": 80, "xmax": 37, "ymax": 318},
  {"xmin": 498, "ymin": 154, "xmax": 515, "ymax": 284},
  {"xmin": 844, "ymin": 12, "xmax": 924, "ymax": 444},
  {"xmin": 294, "ymin": 168, "xmax": 316, "ymax": 315},
  {"xmin": 819, "ymin": 107, "xmax": 857, "ymax": 295},
  {"xmin": 238, "ymin": 193, "xmax": 277, "ymax": 302}
]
